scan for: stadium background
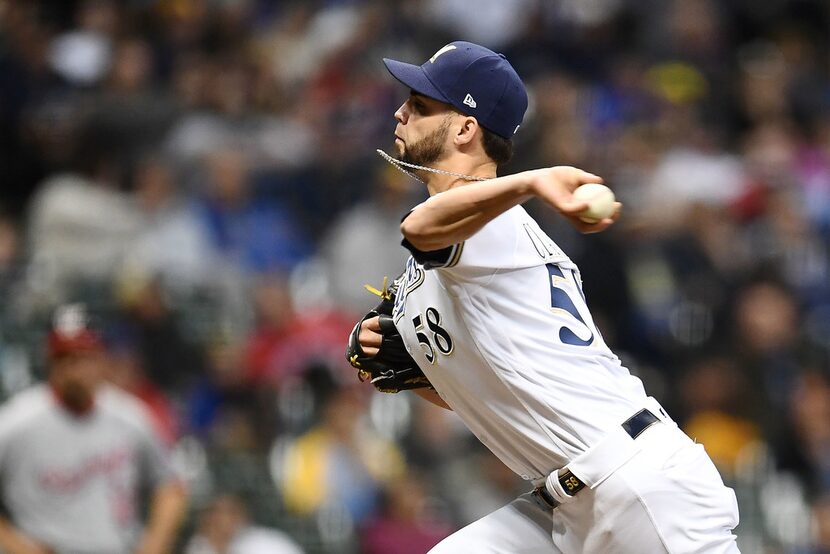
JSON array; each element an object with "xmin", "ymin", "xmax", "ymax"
[{"xmin": 2, "ymin": 0, "xmax": 830, "ymax": 552}]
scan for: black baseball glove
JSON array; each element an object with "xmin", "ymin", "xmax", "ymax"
[{"xmin": 346, "ymin": 277, "xmax": 432, "ymax": 393}]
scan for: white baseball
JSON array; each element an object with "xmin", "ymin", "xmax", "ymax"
[{"xmin": 572, "ymin": 183, "xmax": 615, "ymax": 224}]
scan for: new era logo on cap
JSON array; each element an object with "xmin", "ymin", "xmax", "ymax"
[{"xmin": 383, "ymin": 41, "xmax": 528, "ymax": 139}]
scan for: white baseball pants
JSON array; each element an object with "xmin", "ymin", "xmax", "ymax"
[{"xmin": 429, "ymin": 420, "xmax": 740, "ymax": 553}]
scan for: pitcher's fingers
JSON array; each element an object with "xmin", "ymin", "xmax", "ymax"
[
  {"xmin": 359, "ymin": 327, "xmax": 382, "ymax": 348},
  {"xmin": 558, "ymin": 199, "xmax": 591, "ymax": 215},
  {"xmin": 577, "ymin": 170, "xmax": 604, "ymax": 184},
  {"xmin": 569, "ymin": 202, "xmax": 623, "ymax": 234}
]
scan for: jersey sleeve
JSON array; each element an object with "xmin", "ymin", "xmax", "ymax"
[
  {"xmin": 400, "ymin": 235, "xmax": 464, "ymax": 270},
  {"xmin": 401, "ymin": 206, "xmax": 570, "ymax": 274},
  {"xmin": 0, "ymin": 388, "xmax": 46, "ymax": 516},
  {"xmin": 135, "ymin": 422, "xmax": 177, "ymax": 488},
  {"xmin": 0, "ymin": 388, "xmax": 44, "ymax": 470},
  {"xmin": 0, "ymin": 405, "xmax": 13, "ymax": 470},
  {"xmin": 104, "ymin": 387, "xmax": 178, "ymax": 488}
]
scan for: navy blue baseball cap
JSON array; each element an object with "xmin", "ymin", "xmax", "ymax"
[{"xmin": 383, "ymin": 41, "xmax": 528, "ymax": 139}]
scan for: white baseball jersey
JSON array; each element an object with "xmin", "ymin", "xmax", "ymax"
[
  {"xmin": 394, "ymin": 205, "xmax": 648, "ymax": 481},
  {"xmin": 0, "ymin": 384, "xmax": 176, "ymax": 553}
]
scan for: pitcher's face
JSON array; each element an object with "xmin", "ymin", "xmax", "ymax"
[{"xmin": 393, "ymin": 92, "xmax": 455, "ymax": 167}]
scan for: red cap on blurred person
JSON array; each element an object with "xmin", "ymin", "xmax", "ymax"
[{"xmin": 47, "ymin": 303, "xmax": 103, "ymax": 358}]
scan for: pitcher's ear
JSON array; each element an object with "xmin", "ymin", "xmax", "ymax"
[{"xmin": 454, "ymin": 115, "xmax": 479, "ymax": 146}]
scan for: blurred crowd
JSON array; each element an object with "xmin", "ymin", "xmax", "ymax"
[{"xmin": 1, "ymin": 0, "xmax": 830, "ymax": 552}]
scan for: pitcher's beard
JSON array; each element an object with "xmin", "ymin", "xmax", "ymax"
[{"xmin": 396, "ymin": 118, "xmax": 450, "ymax": 168}]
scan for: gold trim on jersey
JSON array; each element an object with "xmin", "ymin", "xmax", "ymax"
[{"xmin": 444, "ymin": 241, "xmax": 464, "ymax": 268}]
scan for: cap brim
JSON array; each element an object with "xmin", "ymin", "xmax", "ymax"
[{"xmin": 383, "ymin": 58, "xmax": 450, "ymax": 104}]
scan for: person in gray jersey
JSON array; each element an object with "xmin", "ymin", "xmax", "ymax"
[{"xmin": 0, "ymin": 304, "xmax": 187, "ymax": 554}]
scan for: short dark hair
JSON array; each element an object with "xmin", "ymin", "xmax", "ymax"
[{"xmin": 481, "ymin": 127, "xmax": 513, "ymax": 166}]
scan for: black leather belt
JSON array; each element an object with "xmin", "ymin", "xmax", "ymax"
[{"xmin": 533, "ymin": 408, "xmax": 661, "ymax": 509}]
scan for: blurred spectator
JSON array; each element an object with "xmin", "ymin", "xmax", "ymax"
[
  {"xmin": 0, "ymin": 304, "xmax": 186, "ymax": 553},
  {"xmin": 195, "ymin": 148, "xmax": 311, "ymax": 275},
  {"xmin": 252, "ymin": 2, "xmax": 368, "ymax": 89},
  {"xmin": 0, "ymin": 214, "xmax": 23, "ymax": 305},
  {"xmin": 122, "ymin": 154, "xmax": 215, "ymax": 292},
  {"xmin": 105, "ymin": 326, "xmax": 180, "ymax": 446},
  {"xmin": 360, "ymin": 471, "xmax": 452, "ymax": 554},
  {"xmin": 744, "ymin": 187, "xmax": 830, "ymax": 306},
  {"xmin": 187, "ymin": 336, "xmax": 273, "ymax": 447},
  {"xmin": 278, "ymin": 379, "xmax": 403, "ymax": 524},
  {"xmin": 115, "ymin": 278, "xmax": 206, "ymax": 393},
  {"xmin": 783, "ymin": 371, "xmax": 830, "ymax": 494},
  {"xmin": 164, "ymin": 53, "xmax": 317, "ymax": 171},
  {"xmin": 80, "ymin": 35, "xmax": 179, "ymax": 175},
  {"xmin": 185, "ymin": 494, "xmax": 303, "ymax": 554},
  {"xmin": 424, "ymin": 0, "xmax": 535, "ymax": 48},
  {"xmin": 0, "ymin": 1, "xmax": 70, "ymax": 215},
  {"xmin": 802, "ymin": 121, "xmax": 830, "ymax": 234},
  {"xmin": 243, "ymin": 273, "xmax": 355, "ymax": 385},
  {"xmin": 243, "ymin": 274, "xmax": 295, "ymax": 383},
  {"xmin": 680, "ymin": 356, "xmax": 762, "ymax": 477},
  {"xmin": 641, "ymin": 144, "xmax": 748, "ymax": 231},
  {"xmin": 27, "ymin": 171, "xmax": 139, "ymax": 301},
  {"xmin": 808, "ymin": 495, "xmax": 830, "ymax": 554},
  {"xmin": 435, "ymin": 450, "xmax": 527, "ymax": 527},
  {"xmin": 320, "ymin": 166, "xmax": 419, "ymax": 315},
  {"xmin": 48, "ymin": 0, "xmax": 118, "ymax": 87},
  {"xmin": 0, "ymin": 215, "xmax": 21, "ymax": 275},
  {"xmin": 733, "ymin": 279, "xmax": 806, "ymax": 418}
]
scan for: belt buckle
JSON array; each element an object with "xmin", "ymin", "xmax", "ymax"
[{"xmin": 531, "ymin": 486, "xmax": 559, "ymax": 511}]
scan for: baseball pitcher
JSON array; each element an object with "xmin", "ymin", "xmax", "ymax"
[{"xmin": 347, "ymin": 42, "xmax": 740, "ymax": 553}]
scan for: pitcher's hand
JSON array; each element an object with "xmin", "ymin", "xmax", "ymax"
[{"xmin": 529, "ymin": 166, "xmax": 621, "ymax": 233}]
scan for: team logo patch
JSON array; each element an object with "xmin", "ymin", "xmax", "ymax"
[
  {"xmin": 430, "ymin": 44, "xmax": 457, "ymax": 63},
  {"xmin": 394, "ymin": 257, "xmax": 425, "ymax": 322}
]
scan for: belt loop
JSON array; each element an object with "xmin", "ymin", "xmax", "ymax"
[
  {"xmin": 557, "ymin": 401, "xmax": 667, "ymax": 492},
  {"xmin": 537, "ymin": 399, "xmax": 672, "ymax": 503},
  {"xmin": 621, "ymin": 408, "xmax": 660, "ymax": 439}
]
